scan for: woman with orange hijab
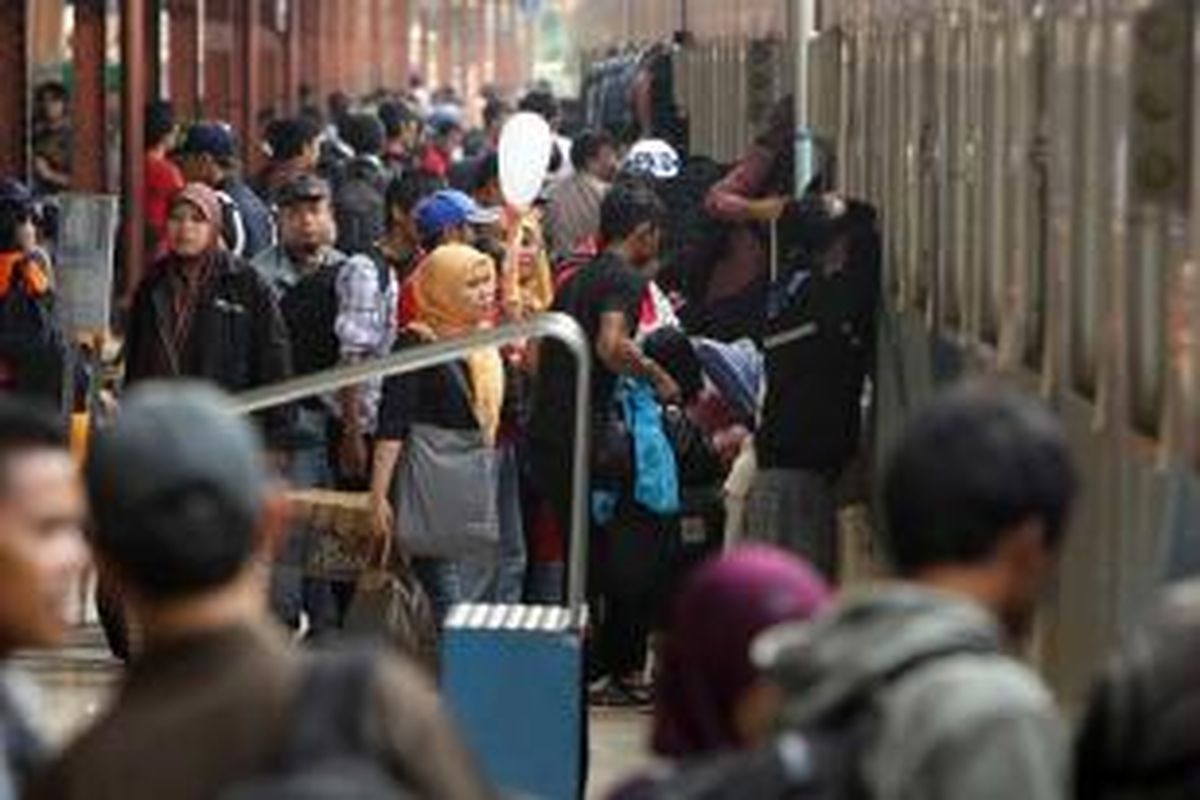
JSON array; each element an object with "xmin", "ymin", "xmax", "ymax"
[{"xmin": 370, "ymin": 244, "xmax": 509, "ymax": 618}]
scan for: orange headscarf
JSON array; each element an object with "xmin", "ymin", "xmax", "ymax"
[
  {"xmin": 514, "ymin": 216, "xmax": 554, "ymax": 316},
  {"xmin": 0, "ymin": 252, "xmax": 50, "ymax": 297},
  {"xmin": 410, "ymin": 244, "xmax": 505, "ymax": 445}
]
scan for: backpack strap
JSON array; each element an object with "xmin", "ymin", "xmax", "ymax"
[{"xmin": 277, "ymin": 648, "xmax": 382, "ymax": 768}]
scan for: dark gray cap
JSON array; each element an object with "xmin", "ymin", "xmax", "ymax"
[
  {"xmin": 276, "ymin": 173, "xmax": 331, "ymax": 207},
  {"xmin": 86, "ymin": 382, "xmax": 266, "ymax": 535}
]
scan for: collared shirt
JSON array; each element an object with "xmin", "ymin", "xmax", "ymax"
[
  {"xmin": 251, "ymin": 244, "xmax": 397, "ymax": 431},
  {"xmin": 335, "ymin": 254, "xmax": 398, "ymax": 433},
  {"xmin": 544, "ymin": 172, "xmax": 608, "ymax": 262}
]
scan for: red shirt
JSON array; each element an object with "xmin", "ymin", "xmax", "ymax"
[
  {"xmin": 418, "ymin": 145, "xmax": 452, "ymax": 179},
  {"xmin": 145, "ymin": 153, "xmax": 185, "ymax": 245}
]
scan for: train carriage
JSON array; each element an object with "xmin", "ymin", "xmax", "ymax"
[{"xmin": 571, "ymin": 0, "xmax": 1200, "ymax": 709}]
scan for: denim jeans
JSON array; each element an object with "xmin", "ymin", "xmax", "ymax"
[
  {"xmin": 455, "ymin": 444, "xmax": 527, "ymax": 604},
  {"xmin": 270, "ymin": 440, "xmax": 330, "ymax": 630},
  {"xmin": 269, "ymin": 408, "xmax": 350, "ymax": 636},
  {"xmin": 413, "ymin": 443, "xmax": 528, "ymax": 616},
  {"xmin": 525, "ymin": 562, "xmax": 565, "ymax": 606}
]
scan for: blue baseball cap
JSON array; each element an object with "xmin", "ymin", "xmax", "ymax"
[
  {"xmin": 177, "ymin": 122, "xmax": 238, "ymax": 160},
  {"xmin": 414, "ymin": 189, "xmax": 499, "ymax": 242}
]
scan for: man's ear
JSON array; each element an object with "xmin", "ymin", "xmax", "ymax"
[
  {"xmin": 253, "ymin": 487, "xmax": 292, "ymax": 562},
  {"xmin": 998, "ymin": 517, "xmax": 1050, "ymax": 575}
]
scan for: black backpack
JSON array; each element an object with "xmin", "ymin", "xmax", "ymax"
[
  {"xmin": 220, "ymin": 649, "xmax": 417, "ymax": 800},
  {"xmin": 279, "ymin": 255, "xmax": 390, "ymax": 378},
  {"xmin": 0, "ymin": 258, "xmax": 66, "ymax": 404}
]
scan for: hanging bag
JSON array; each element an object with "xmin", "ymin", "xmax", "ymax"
[
  {"xmin": 393, "ymin": 422, "xmax": 501, "ymax": 559},
  {"xmin": 344, "ymin": 527, "xmax": 439, "ymax": 674}
]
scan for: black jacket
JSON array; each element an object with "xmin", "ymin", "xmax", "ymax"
[
  {"xmin": 756, "ymin": 202, "xmax": 880, "ymax": 473},
  {"xmin": 1076, "ymin": 581, "xmax": 1200, "ymax": 799},
  {"xmin": 125, "ymin": 251, "xmax": 293, "ymax": 445}
]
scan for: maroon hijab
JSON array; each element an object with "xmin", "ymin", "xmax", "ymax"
[{"xmin": 652, "ymin": 545, "xmax": 831, "ymax": 758}]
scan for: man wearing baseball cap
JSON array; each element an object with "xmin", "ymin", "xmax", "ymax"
[
  {"xmin": 413, "ymin": 189, "xmax": 499, "ymax": 252},
  {"xmin": 35, "ymin": 383, "xmax": 491, "ymax": 800},
  {"xmin": 175, "ymin": 122, "xmax": 275, "ymax": 259},
  {"xmin": 251, "ymin": 173, "xmax": 397, "ymax": 635}
]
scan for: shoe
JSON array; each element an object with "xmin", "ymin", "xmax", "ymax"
[{"xmin": 589, "ymin": 676, "xmax": 651, "ymax": 709}]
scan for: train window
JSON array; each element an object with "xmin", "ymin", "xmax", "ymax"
[
  {"xmin": 948, "ymin": 21, "xmax": 971, "ymax": 335},
  {"xmin": 1021, "ymin": 18, "xmax": 1050, "ymax": 371},
  {"xmin": 961, "ymin": 14, "xmax": 984, "ymax": 343},
  {"xmin": 935, "ymin": 21, "xmax": 962, "ymax": 333},
  {"xmin": 1126, "ymin": 209, "xmax": 1171, "ymax": 437},
  {"xmin": 915, "ymin": 29, "xmax": 936, "ymax": 315},
  {"xmin": 977, "ymin": 23, "xmax": 1005, "ymax": 347},
  {"xmin": 1067, "ymin": 22, "xmax": 1109, "ymax": 400}
]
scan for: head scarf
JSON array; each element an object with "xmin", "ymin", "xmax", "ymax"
[
  {"xmin": 411, "ymin": 244, "xmax": 505, "ymax": 444},
  {"xmin": 164, "ymin": 183, "xmax": 227, "ymax": 348},
  {"xmin": 514, "ymin": 216, "xmax": 554, "ymax": 316},
  {"xmin": 652, "ymin": 545, "xmax": 831, "ymax": 757},
  {"xmin": 168, "ymin": 183, "xmax": 224, "ymax": 246}
]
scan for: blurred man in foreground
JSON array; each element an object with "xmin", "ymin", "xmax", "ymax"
[
  {"xmin": 34, "ymin": 384, "xmax": 491, "ymax": 800},
  {"xmin": 0, "ymin": 398, "xmax": 88, "ymax": 798}
]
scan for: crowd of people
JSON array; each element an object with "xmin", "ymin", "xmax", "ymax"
[{"xmin": 0, "ymin": 77, "xmax": 1195, "ymax": 800}]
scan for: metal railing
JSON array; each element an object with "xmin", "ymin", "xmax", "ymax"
[{"xmin": 230, "ymin": 312, "xmax": 594, "ymax": 618}]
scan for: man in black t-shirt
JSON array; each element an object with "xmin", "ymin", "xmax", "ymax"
[
  {"xmin": 529, "ymin": 180, "xmax": 681, "ymax": 708},
  {"xmin": 528, "ymin": 181, "xmax": 680, "ymax": 534}
]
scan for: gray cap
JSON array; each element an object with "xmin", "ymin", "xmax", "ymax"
[
  {"xmin": 87, "ymin": 382, "xmax": 267, "ymax": 535},
  {"xmin": 276, "ymin": 173, "xmax": 331, "ymax": 207}
]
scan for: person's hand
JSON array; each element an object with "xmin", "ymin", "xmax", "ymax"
[
  {"xmin": 337, "ymin": 432, "xmax": 369, "ymax": 483},
  {"xmin": 653, "ymin": 372, "xmax": 682, "ymax": 406},
  {"xmin": 750, "ymin": 196, "xmax": 789, "ymax": 223},
  {"xmin": 371, "ymin": 494, "xmax": 395, "ymax": 541}
]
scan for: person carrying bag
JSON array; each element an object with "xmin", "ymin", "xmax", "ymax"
[{"xmin": 370, "ymin": 244, "xmax": 507, "ymax": 621}]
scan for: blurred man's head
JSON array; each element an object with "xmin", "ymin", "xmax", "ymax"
[
  {"xmin": 386, "ymin": 171, "xmax": 444, "ymax": 239},
  {"xmin": 175, "ymin": 122, "xmax": 239, "ymax": 186},
  {"xmin": 0, "ymin": 179, "xmax": 41, "ymax": 253},
  {"xmin": 379, "ymin": 101, "xmax": 423, "ymax": 154},
  {"xmin": 483, "ymin": 99, "xmax": 512, "ymax": 141},
  {"xmin": 145, "ymin": 100, "xmax": 179, "ymax": 153},
  {"xmin": 571, "ymin": 129, "xmax": 618, "ymax": 183},
  {"xmin": 339, "ymin": 113, "xmax": 386, "ymax": 159},
  {"xmin": 327, "ymin": 91, "xmax": 351, "ymax": 125},
  {"xmin": 881, "ymin": 383, "xmax": 1077, "ymax": 640},
  {"xmin": 277, "ymin": 175, "xmax": 334, "ymax": 258},
  {"xmin": 265, "ymin": 116, "xmax": 322, "ymax": 170},
  {"xmin": 86, "ymin": 384, "xmax": 285, "ymax": 612},
  {"xmin": 413, "ymin": 189, "xmax": 497, "ymax": 252},
  {"xmin": 472, "ymin": 153, "xmax": 502, "ymax": 208},
  {"xmin": 429, "ymin": 108, "xmax": 465, "ymax": 154},
  {"xmin": 35, "ymin": 82, "xmax": 69, "ymax": 125},
  {"xmin": 599, "ymin": 179, "xmax": 665, "ymax": 271},
  {"xmin": 0, "ymin": 399, "xmax": 87, "ymax": 654},
  {"xmin": 518, "ymin": 89, "xmax": 561, "ymax": 132}
]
